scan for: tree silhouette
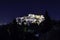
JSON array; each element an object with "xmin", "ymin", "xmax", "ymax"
[{"xmin": 38, "ymin": 10, "xmax": 53, "ymax": 33}]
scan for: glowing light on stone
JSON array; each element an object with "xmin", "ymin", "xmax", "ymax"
[
  {"xmin": 16, "ymin": 14, "xmax": 45, "ymax": 25},
  {"xmin": 28, "ymin": 14, "xmax": 35, "ymax": 18},
  {"xmin": 35, "ymin": 15, "xmax": 40, "ymax": 19}
]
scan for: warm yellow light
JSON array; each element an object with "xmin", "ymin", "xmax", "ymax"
[
  {"xmin": 28, "ymin": 14, "xmax": 35, "ymax": 18},
  {"xmin": 35, "ymin": 15, "xmax": 40, "ymax": 19},
  {"xmin": 16, "ymin": 14, "xmax": 45, "ymax": 25}
]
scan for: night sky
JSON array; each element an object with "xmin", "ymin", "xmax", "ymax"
[{"xmin": 0, "ymin": 0, "xmax": 60, "ymax": 24}]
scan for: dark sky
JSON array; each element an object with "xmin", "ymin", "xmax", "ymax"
[{"xmin": 0, "ymin": 0, "xmax": 60, "ymax": 24}]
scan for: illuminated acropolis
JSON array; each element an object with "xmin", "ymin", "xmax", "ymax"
[{"xmin": 16, "ymin": 14, "xmax": 45, "ymax": 25}]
